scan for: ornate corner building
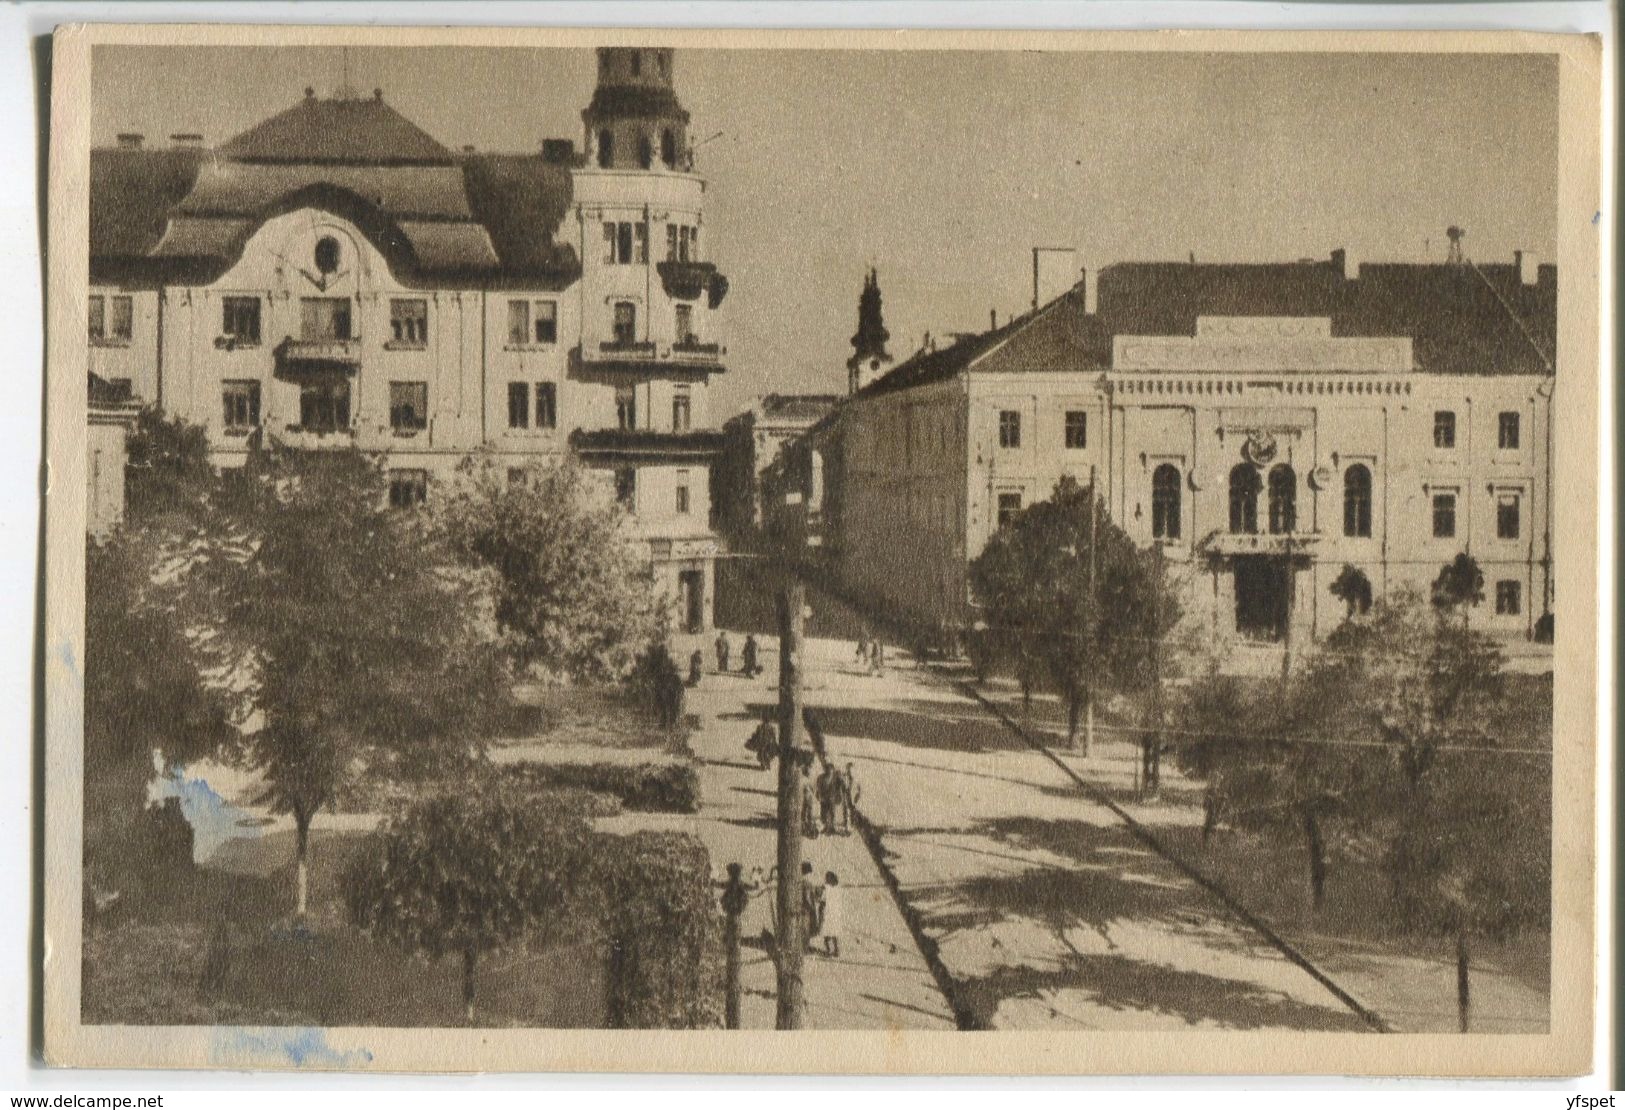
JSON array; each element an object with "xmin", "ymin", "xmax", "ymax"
[{"xmin": 87, "ymin": 47, "xmax": 728, "ymax": 631}]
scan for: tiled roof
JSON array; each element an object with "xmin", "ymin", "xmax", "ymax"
[
  {"xmin": 760, "ymin": 394, "xmax": 842, "ymax": 422},
  {"xmin": 219, "ymin": 93, "xmax": 456, "ymax": 165},
  {"xmin": 860, "ymin": 256, "xmax": 1557, "ymax": 395}
]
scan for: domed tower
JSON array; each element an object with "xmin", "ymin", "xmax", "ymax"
[{"xmin": 582, "ymin": 47, "xmax": 690, "ymax": 171}]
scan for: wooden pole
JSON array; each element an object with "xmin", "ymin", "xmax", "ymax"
[
  {"xmin": 1084, "ymin": 465, "xmax": 1097, "ymax": 757},
  {"xmin": 774, "ymin": 581, "xmax": 806, "ymax": 1030},
  {"xmin": 720, "ymin": 862, "xmax": 748, "ymax": 1029}
]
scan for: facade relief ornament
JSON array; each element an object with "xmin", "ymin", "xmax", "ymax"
[{"xmin": 1243, "ymin": 429, "xmax": 1278, "ymax": 467}]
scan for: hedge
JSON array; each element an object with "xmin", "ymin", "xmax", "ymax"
[
  {"xmin": 590, "ymin": 830, "xmax": 722, "ymax": 1029},
  {"xmin": 502, "ymin": 759, "xmax": 700, "ymax": 814}
]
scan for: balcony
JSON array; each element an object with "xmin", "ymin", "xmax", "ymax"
[
  {"xmin": 1199, "ymin": 530, "xmax": 1323, "ymax": 558},
  {"xmin": 656, "ymin": 260, "xmax": 729, "ymax": 309},
  {"xmin": 599, "ymin": 340, "xmax": 656, "ymax": 356},
  {"xmin": 274, "ymin": 336, "xmax": 360, "ymax": 375}
]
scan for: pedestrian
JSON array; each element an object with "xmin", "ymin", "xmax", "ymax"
[
  {"xmin": 816, "ymin": 763, "xmax": 839, "ymax": 835},
  {"xmin": 661, "ymin": 667, "xmax": 685, "ymax": 728},
  {"xmin": 687, "ymin": 648, "xmax": 704, "ymax": 687},
  {"xmin": 799, "ymin": 861, "xmax": 825, "ymax": 950},
  {"xmin": 746, "ymin": 711, "xmax": 777, "ymax": 769},
  {"xmin": 741, "ymin": 635, "xmax": 760, "ymax": 677},
  {"xmin": 715, "ymin": 630, "xmax": 731, "ymax": 673},
  {"xmin": 854, "ymin": 631, "xmax": 869, "ymax": 668},
  {"xmin": 836, "ymin": 762, "xmax": 861, "ymax": 835},
  {"xmin": 821, "ymin": 872, "xmax": 844, "ymax": 958},
  {"xmin": 870, "ymin": 639, "xmax": 885, "ymax": 676},
  {"xmin": 799, "ymin": 764, "xmax": 819, "ymax": 839}
]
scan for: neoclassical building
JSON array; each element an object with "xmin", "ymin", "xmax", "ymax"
[
  {"xmin": 88, "ymin": 47, "xmax": 729, "ymax": 630},
  {"xmin": 767, "ymin": 250, "xmax": 1557, "ymax": 648}
]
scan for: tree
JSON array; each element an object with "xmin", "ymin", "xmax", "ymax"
[
  {"xmin": 1329, "ymin": 563, "xmax": 1373, "ymax": 618},
  {"xmin": 968, "ymin": 477, "xmax": 1178, "ymax": 750},
  {"xmin": 347, "ymin": 785, "xmax": 594, "ymax": 1022},
  {"xmin": 216, "ymin": 446, "xmax": 506, "ymax": 916},
  {"xmin": 123, "ymin": 406, "xmax": 217, "ymax": 524},
  {"xmin": 435, "ymin": 453, "xmax": 667, "ymax": 682},
  {"xmin": 1431, "ymin": 552, "xmax": 1485, "ymax": 625},
  {"xmin": 83, "ymin": 533, "xmax": 232, "ymax": 903}
]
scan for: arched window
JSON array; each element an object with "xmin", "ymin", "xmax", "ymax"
[
  {"xmin": 660, "ymin": 129, "xmax": 677, "ymax": 168},
  {"xmin": 637, "ymin": 134, "xmax": 653, "ymax": 169},
  {"xmin": 1152, "ymin": 464, "xmax": 1182, "ymax": 540},
  {"xmin": 597, "ymin": 129, "xmax": 614, "ymax": 168},
  {"xmin": 1343, "ymin": 464, "xmax": 1372, "ymax": 538},
  {"xmin": 1268, "ymin": 465, "xmax": 1297, "ymax": 534},
  {"xmin": 1229, "ymin": 464, "xmax": 1260, "ymax": 534}
]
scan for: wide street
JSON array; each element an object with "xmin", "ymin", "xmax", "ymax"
[{"xmin": 662, "ymin": 627, "xmax": 1419, "ymax": 1033}]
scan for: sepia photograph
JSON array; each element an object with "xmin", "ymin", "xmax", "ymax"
[{"xmin": 42, "ymin": 23, "xmax": 1602, "ymax": 1075}]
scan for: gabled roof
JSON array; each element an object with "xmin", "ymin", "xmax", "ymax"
[
  {"xmin": 859, "ymin": 255, "xmax": 1557, "ymax": 397},
  {"xmin": 759, "ymin": 394, "xmax": 842, "ymax": 422},
  {"xmin": 219, "ymin": 93, "xmax": 455, "ymax": 165}
]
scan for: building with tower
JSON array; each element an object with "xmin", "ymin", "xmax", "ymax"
[
  {"xmin": 87, "ymin": 47, "xmax": 730, "ymax": 630},
  {"xmin": 847, "ymin": 268, "xmax": 893, "ymax": 395}
]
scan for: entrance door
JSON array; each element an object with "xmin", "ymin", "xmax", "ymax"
[
  {"xmin": 1234, "ymin": 556, "xmax": 1290, "ymax": 641},
  {"xmin": 679, "ymin": 569, "xmax": 705, "ymax": 633}
]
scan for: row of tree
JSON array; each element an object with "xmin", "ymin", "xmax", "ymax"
[{"xmin": 967, "ymin": 479, "xmax": 1550, "ymax": 1031}]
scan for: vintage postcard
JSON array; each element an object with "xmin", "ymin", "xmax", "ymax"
[{"xmin": 43, "ymin": 23, "xmax": 1603, "ymax": 1074}]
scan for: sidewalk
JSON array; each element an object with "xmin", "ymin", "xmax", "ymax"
[
  {"xmin": 618, "ymin": 632, "xmax": 958, "ymax": 1031},
  {"xmin": 789, "ymin": 638, "xmax": 1380, "ymax": 1032}
]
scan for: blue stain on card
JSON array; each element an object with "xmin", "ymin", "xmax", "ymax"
[
  {"xmin": 149, "ymin": 771, "xmax": 254, "ymax": 862},
  {"xmin": 57, "ymin": 638, "xmax": 78, "ymax": 681},
  {"xmin": 211, "ymin": 1027, "xmax": 374, "ymax": 1069}
]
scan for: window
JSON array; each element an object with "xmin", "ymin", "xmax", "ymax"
[
  {"xmin": 313, "ymin": 236, "xmax": 341, "ymax": 275},
  {"xmin": 672, "ymin": 387, "xmax": 691, "ymax": 431},
  {"xmin": 616, "ymin": 385, "xmax": 637, "ymax": 430},
  {"xmin": 1499, "ymin": 411, "xmax": 1521, "ymax": 450},
  {"xmin": 222, "ymin": 296, "xmax": 261, "ymax": 345},
  {"xmin": 388, "ymin": 469, "xmax": 427, "ymax": 510},
  {"xmin": 667, "ymin": 224, "xmax": 699, "ymax": 262},
  {"xmin": 1064, "ymin": 411, "xmax": 1087, "ymax": 449},
  {"xmin": 675, "ymin": 471, "xmax": 691, "ymax": 515},
  {"xmin": 533, "ymin": 300, "xmax": 558, "ymax": 344},
  {"xmin": 602, "ymin": 222, "xmax": 617, "ymax": 264},
  {"xmin": 301, "ymin": 297, "xmax": 352, "ymax": 341},
  {"xmin": 1432, "ymin": 492, "xmax": 1457, "ymax": 539},
  {"xmin": 618, "ymin": 222, "xmax": 634, "ymax": 264},
  {"xmin": 1267, "ymin": 465, "xmax": 1296, "ymax": 534},
  {"xmin": 507, "ymin": 300, "xmax": 530, "ymax": 346},
  {"xmin": 1151, "ymin": 464, "xmax": 1181, "ymax": 540},
  {"xmin": 507, "ymin": 467, "xmax": 527, "ymax": 487},
  {"xmin": 666, "ymin": 224, "xmax": 678, "ymax": 261},
  {"xmin": 1496, "ymin": 580, "xmax": 1522, "ymax": 616},
  {"xmin": 1433, "ymin": 410, "xmax": 1456, "ymax": 449},
  {"xmin": 1497, "ymin": 492, "xmax": 1521, "ymax": 540},
  {"xmin": 637, "ymin": 134, "xmax": 653, "ymax": 169},
  {"xmin": 675, "ymin": 304, "xmax": 694, "ymax": 345},
  {"xmin": 507, "ymin": 382, "xmax": 530, "ymax": 429},
  {"xmin": 535, "ymin": 382, "xmax": 557, "ymax": 429},
  {"xmin": 298, "ymin": 379, "xmax": 351, "ymax": 432},
  {"xmin": 615, "ymin": 467, "xmax": 636, "ymax": 507},
  {"xmin": 597, "ymin": 129, "xmax": 614, "ymax": 168},
  {"xmin": 389, "ymin": 299, "xmax": 428, "ymax": 346},
  {"xmin": 661, "ymin": 129, "xmax": 676, "ymax": 168},
  {"xmin": 997, "ymin": 492, "xmax": 1023, "ymax": 529},
  {"xmin": 613, "ymin": 302, "xmax": 637, "ymax": 346},
  {"xmin": 998, "ymin": 410, "xmax": 1021, "ymax": 449},
  {"xmin": 389, "ymin": 381, "xmax": 428, "ymax": 432},
  {"xmin": 602, "ymin": 221, "xmax": 645, "ymax": 264},
  {"xmin": 88, "ymin": 294, "xmax": 133, "ymax": 343},
  {"xmin": 1343, "ymin": 464, "xmax": 1372, "ymax": 538},
  {"xmin": 1229, "ymin": 464, "xmax": 1260, "ymax": 534},
  {"xmin": 221, "ymin": 380, "xmax": 260, "ymax": 433}
]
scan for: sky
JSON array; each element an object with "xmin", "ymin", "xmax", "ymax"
[{"xmin": 92, "ymin": 45, "xmax": 1559, "ymax": 417}]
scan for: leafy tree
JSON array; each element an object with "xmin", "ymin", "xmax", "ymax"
[
  {"xmin": 83, "ymin": 533, "xmax": 232, "ymax": 904},
  {"xmin": 1431, "ymin": 552, "xmax": 1485, "ymax": 624},
  {"xmin": 124, "ymin": 407, "xmax": 217, "ymax": 524},
  {"xmin": 347, "ymin": 785, "xmax": 594, "ymax": 1022},
  {"xmin": 969, "ymin": 476, "xmax": 1177, "ymax": 751},
  {"xmin": 628, "ymin": 641, "xmax": 685, "ymax": 730},
  {"xmin": 1329, "ymin": 564, "xmax": 1373, "ymax": 618},
  {"xmin": 214, "ymin": 446, "xmax": 506, "ymax": 916},
  {"xmin": 435, "ymin": 453, "xmax": 667, "ymax": 682}
]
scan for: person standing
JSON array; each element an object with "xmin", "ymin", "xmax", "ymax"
[
  {"xmin": 687, "ymin": 648, "xmax": 704, "ymax": 687},
  {"xmin": 821, "ymin": 872, "xmax": 844, "ymax": 958},
  {"xmin": 870, "ymin": 639, "xmax": 885, "ymax": 676},
  {"xmin": 836, "ymin": 762, "xmax": 861, "ymax": 835},
  {"xmin": 854, "ymin": 631, "xmax": 869, "ymax": 668},
  {"xmin": 799, "ymin": 860, "xmax": 825, "ymax": 951},
  {"xmin": 715, "ymin": 630, "xmax": 731, "ymax": 673},
  {"xmin": 816, "ymin": 763, "xmax": 839, "ymax": 835},
  {"xmin": 799, "ymin": 764, "xmax": 819, "ymax": 839},
  {"xmin": 741, "ymin": 634, "xmax": 760, "ymax": 677},
  {"xmin": 746, "ymin": 710, "xmax": 777, "ymax": 769}
]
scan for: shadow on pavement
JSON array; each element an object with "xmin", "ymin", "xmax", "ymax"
[{"xmin": 810, "ymin": 702, "xmax": 1029, "ymax": 755}]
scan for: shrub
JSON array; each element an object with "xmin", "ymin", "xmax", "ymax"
[
  {"xmin": 590, "ymin": 831, "xmax": 721, "ymax": 1029},
  {"xmin": 503, "ymin": 759, "xmax": 700, "ymax": 814}
]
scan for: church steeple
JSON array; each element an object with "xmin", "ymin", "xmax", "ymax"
[{"xmin": 847, "ymin": 267, "xmax": 893, "ymax": 394}]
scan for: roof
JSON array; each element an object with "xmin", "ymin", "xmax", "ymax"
[
  {"xmin": 759, "ymin": 394, "xmax": 842, "ymax": 422},
  {"xmin": 859, "ymin": 256, "xmax": 1557, "ymax": 397},
  {"xmin": 90, "ymin": 98, "xmax": 580, "ymax": 287},
  {"xmin": 219, "ymin": 93, "xmax": 455, "ymax": 165}
]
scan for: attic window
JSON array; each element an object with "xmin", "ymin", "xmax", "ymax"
[
  {"xmin": 638, "ymin": 134, "xmax": 653, "ymax": 170},
  {"xmin": 314, "ymin": 236, "xmax": 341, "ymax": 275},
  {"xmin": 598, "ymin": 129, "xmax": 614, "ymax": 169}
]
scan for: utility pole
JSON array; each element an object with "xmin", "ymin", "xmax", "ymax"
[
  {"xmin": 720, "ymin": 862, "xmax": 748, "ymax": 1029},
  {"xmin": 1146, "ymin": 540, "xmax": 1165, "ymax": 796},
  {"xmin": 773, "ymin": 581, "xmax": 806, "ymax": 1030},
  {"xmin": 1084, "ymin": 465, "xmax": 1098, "ymax": 757},
  {"xmin": 1281, "ymin": 532, "xmax": 1294, "ymax": 684}
]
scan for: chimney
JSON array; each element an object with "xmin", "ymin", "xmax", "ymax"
[
  {"xmin": 541, "ymin": 138, "xmax": 575, "ymax": 164},
  {"xmin": 990, "ymin": 308, "xmax": 997, "ymax": 331},
  {"xmin": 115, "ymin": 133, "xmax": 144, "ymax": 150},
  {"xmin": 169, "ymin": 133, "xmax": 203, "ymax": 148},
  {"xmin": 1032, "ymin": 246, "xmax": 1077, "ymax": 310},
  {"xmin": 461, "ymin": 144, "xmax": 476, "ymax": 154},
  {"xmin": 1331, "ymin": 247, "xmax": 1360, "ymax": 281},
  {"xmin": 1515, "ymin": 250, "xmax": 1539, "ymax": 286},
  {"xmin": 1082, "ymin": 267, "xmax": 1098, "ymax": 314}
]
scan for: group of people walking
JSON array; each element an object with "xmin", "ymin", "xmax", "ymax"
[
  {"xmin": 714, "ymin": 630, "xmax": 763, "ymax": 679},
  {"xmin": 799, "ymin": 761, "xmax": 860, "ymax": 838},
  {"xmin": 854, "ymin": 630, "xmax": 885, "ymax": 676}
]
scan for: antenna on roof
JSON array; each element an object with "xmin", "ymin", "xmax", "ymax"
[
  {"xmin": 335, "ymin": 46, "xmax": 359, "ymax": 100},
  {"xmin": 1446, "ymin": 225, "xmax": 1466, "ymax": 266}
]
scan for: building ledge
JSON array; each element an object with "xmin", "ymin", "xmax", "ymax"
[
  {"xmin": 570, "ymin": 427, "xmax": 725, "ymax": 462},
  {"xmin": 1198, "ymin": 530, "xmax": 1323, "ymax": 558}
]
